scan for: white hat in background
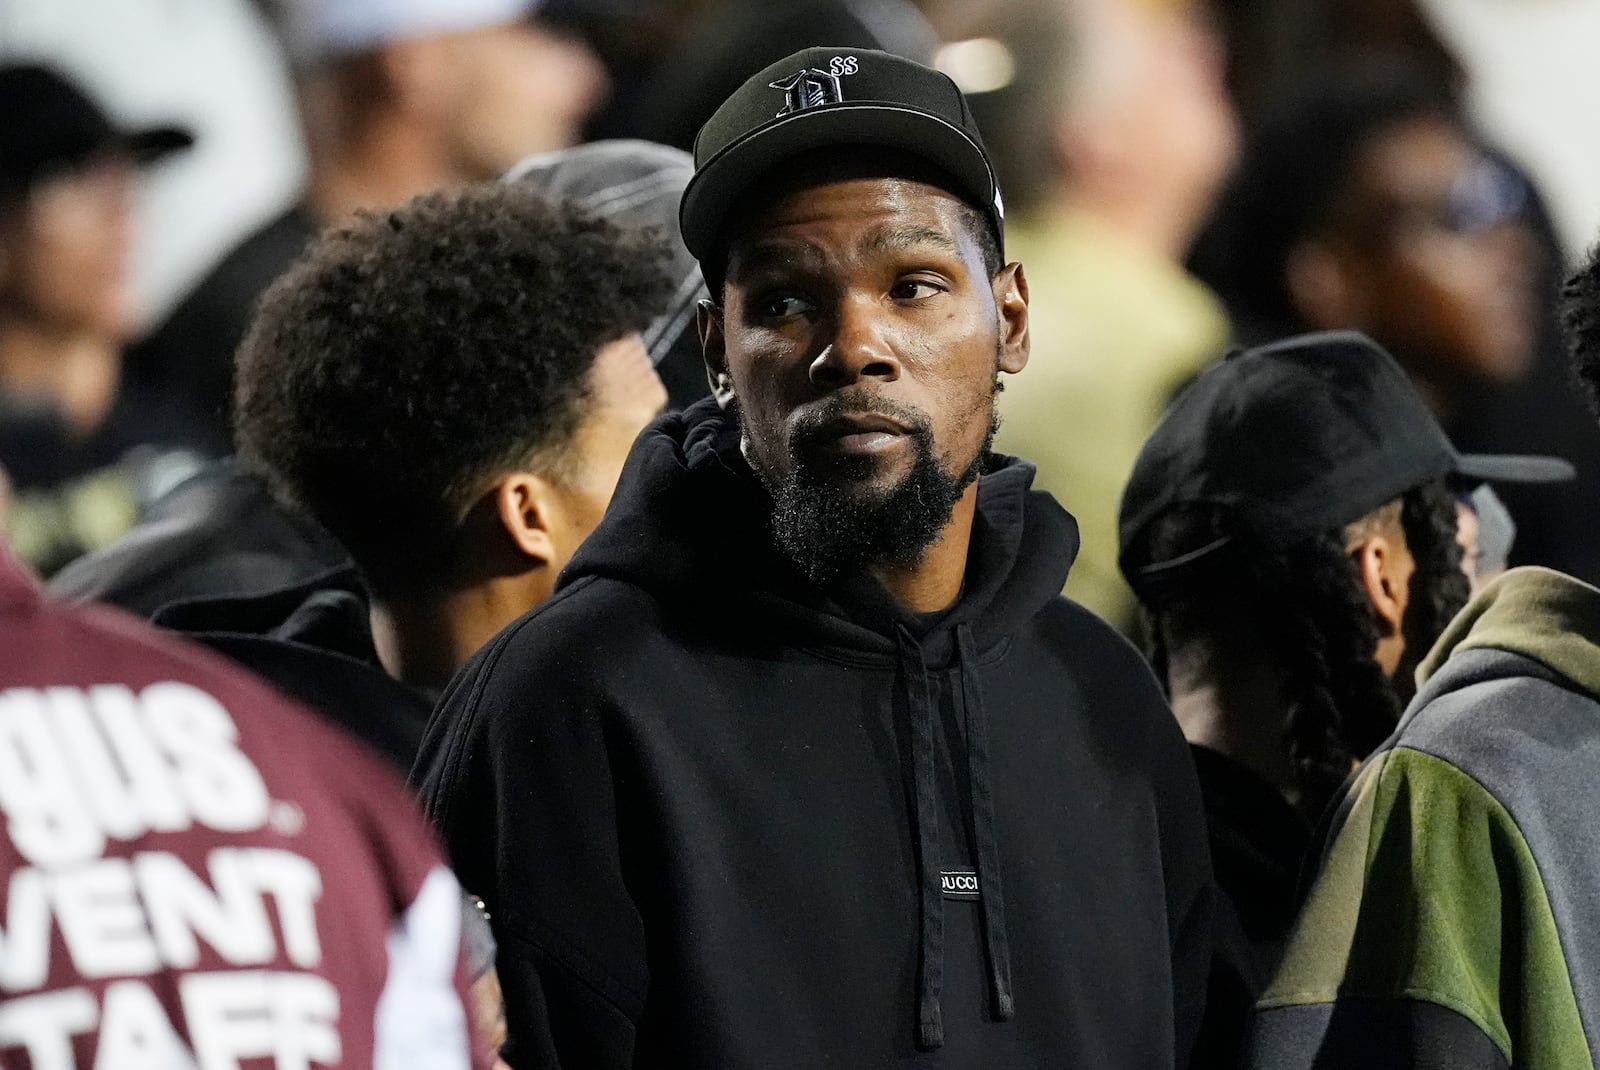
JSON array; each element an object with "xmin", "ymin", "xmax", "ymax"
[{"xmin": 287, "ymin": 0, "xmax": 542, "ymax": 60}]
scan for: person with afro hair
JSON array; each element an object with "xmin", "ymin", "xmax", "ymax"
[{"xmin": 234, "ymin": 182, "xmax": 669, "ymax": 693}]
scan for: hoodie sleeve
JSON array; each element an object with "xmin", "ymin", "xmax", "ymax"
[
  {"xmin": 1247, "ymin": 747, "xmax": 1591, "ymax": 1070},
  {"xmin": 413, "ymin": 609, "xmax": 649, "ymax": 1070}
]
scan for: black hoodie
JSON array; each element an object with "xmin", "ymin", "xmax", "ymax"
[{"xmin": 413, "ymin": 400, "xmax": 1213, "ymax": 1068}]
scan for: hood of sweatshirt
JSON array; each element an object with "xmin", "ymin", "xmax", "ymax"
[
  {"xmin": 1416, "ymin": 566, "xmax": 1600, "ymax": 697},
  {"xmin": 560, "ymin": 397, "xmax": 1079, "ymax": 663},
  {"xmin": 557, "ymin": 397, "xmax": 1082, "ymax": 1047}
]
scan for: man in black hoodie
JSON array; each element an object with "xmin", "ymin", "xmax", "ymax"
[{"xmin": 414, "ymin": 47, "xmax": 1213, "ymax": 1067}]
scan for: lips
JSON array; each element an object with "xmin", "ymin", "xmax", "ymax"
[{"xmin": 799, "ymin": 410, "xmax": 915, "ymax": 458}]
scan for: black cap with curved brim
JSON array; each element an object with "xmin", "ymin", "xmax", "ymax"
[
  {"xmin": 680, "ymin": 46, "xmax": 1003, "ymax": 282},
  {"xmin": 1118, "ymin": 330, "xmax": 1573, "ymax": 595},
  {"xmin": 0, "ymin": 65, "xmax": 194, "ymax": 204}
]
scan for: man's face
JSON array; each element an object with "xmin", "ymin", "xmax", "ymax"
[
  {"xmin": 1324, "ymin": 116, "xmax": 1536, "ymax": 384},
  {"xmin": 546, "ymin": 332, "xmax": 666, "ymax": 568},
  {"xmin": 1, "ymin": 155, "xmax": 136, "ymax": 338},
  {"xmin": 703, "ymin": 167, "xmax": 1027, "ymax": 581},
  {"xmin": 441, "ymin": 21, "xmax": 608, "ymax": 179}
]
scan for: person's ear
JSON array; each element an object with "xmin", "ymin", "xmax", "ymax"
[
  {"xmin": 994, "ymin": 261, "xmax": 1030, "ymax": 376},
  {"xmin": 1286, "ymin": 239, "xmax": 1363, "ymax": 330},
  {"xmin": 1352, "ymin": 533, "xmax": 1406, "ymax": 637},
  {"xmin": 491, "ymin": 472, "xmax": 557, "ymax": 566},
  {"xmin": 1351, "ymin": 531, "xmax": 1413, "ymax": 678},
  {"xmin": 698, "ymin": 299, "xmax": 736, "ymax": 409}
]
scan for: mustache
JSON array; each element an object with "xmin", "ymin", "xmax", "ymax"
[{"xmin": 787, "ymin": 394, "xmax": 932, "ymax": 451}]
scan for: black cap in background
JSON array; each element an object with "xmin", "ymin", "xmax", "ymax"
[
  {"xmin": 679, "ymin": 46, "xmax": 1003, "ymax": 275},
  {"xmin": 0, "ymin": 65, "xmax": 193, "ymax": 204},
  {"xmin": 1119, "ymin": 330, "xmax": 1572, "ymax": 593}
]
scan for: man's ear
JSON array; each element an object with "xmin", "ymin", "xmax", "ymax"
[
  {"xmin": 698, "ymin": 299, "xmax": 736, "ymax": 409},
  {"xmin": 491, "ymin": 472, "xmax": 557, "ymax": 567},
  {"xmin": 1351, "ymin": 530, "xmax": 1414, "ymax": 680},
  {"xmin": 1352, "ymin": 533, "xmax": 1406, "ymax": 639},
  {"xmin": 994, "ymin": 262, "xmax": 1030, "ymax": 376},
  {"xmin": 1286, "ymin": 239, "xmax": 1362, "ymax": 330}
]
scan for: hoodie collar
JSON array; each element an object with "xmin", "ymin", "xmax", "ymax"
[{"xmin": 1416, "ymin": 566, "xmax": 1600, "ymax": 697}]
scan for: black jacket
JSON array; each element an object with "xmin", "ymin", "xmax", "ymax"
[{"xmin": 413, "ymin": 401, "xmax": 1213, "ymax": 1068}]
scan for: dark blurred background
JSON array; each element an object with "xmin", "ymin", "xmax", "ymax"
[{"xmin": 3, "ymin": 0, "xmax": 1598, "ymax": 627}]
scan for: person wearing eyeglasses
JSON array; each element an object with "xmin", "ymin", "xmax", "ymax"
[{"xmin": 1194, "ymin": 65, "xmax": 1537, "ymax": 417}]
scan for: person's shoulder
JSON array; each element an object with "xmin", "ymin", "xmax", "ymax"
[
  {"xmin": 1400, "ymin": 649, "xmax": 1600, "ymax": 769},
  {"xmin": 1024, "ymin": 594, "xmax": 1180, "ymax": 749},
  {"xmin": 1033, "ymin": 594, "xmax": 1159, "ymax": 682}
]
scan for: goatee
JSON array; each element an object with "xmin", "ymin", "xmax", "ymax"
[{"xmin": 747, "ymin": 395, "xmax": 995, "ymax": 587}]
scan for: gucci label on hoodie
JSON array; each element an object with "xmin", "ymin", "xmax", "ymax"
[{"xmin": 940, "ymin": 869, "xmax": 981, "ymax": 900}]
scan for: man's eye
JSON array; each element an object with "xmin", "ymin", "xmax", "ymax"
[
  {"xmin": 758, "ymin": 294, "xmax": 814, "ymax": 319},
  {"xmin": 890, "ymin": 279, "xmax": 943, "ymax": 301}
]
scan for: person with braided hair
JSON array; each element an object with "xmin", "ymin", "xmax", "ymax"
[
  {"xmin": 1244, "ymin": 240, "xmax": 1600, "ymax": 1069},
  {"xmin": 1118, "ymin": 331, "xmax": 1571, "ymax": 1065}
]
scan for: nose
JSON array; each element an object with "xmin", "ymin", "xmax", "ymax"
[{"xmin": 809, "ymin": 294, "xmax": 900, "ymax": 389}]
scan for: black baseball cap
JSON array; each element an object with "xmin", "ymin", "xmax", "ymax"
[
  {"xmin": 0, "ymin": 65, "xmax": 193, "ymax": 204},
  {"xmin": 679, "ymin": 46, "xmax": 1004, "ymax": 276},
  {"xmin": 1119, "ymin": 331, "xmax": 1572, "ymax": 593}
]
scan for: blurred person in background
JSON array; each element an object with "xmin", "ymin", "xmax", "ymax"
[
  {"xmin": 1245, "ymin": 248, "xmax": 1600, "ymax": 1070},
  {"xmin": 130, "ymin": 0, "xmax": 607, "ymax": 456},
  {"xmin": 944, "ymin": 0, "xmax": 1238, "ymax": 632},
  {"xmin": 0, "ymin": 533, "xmax": 490, "ymax": 1069},
  {"xmin": 1197, "ymin": 69, "xmax": 1536, "ymax": 418},
  {"xmin": 0, "ymin": 64, "xmax": 201, "ymax": 574},
  {"xmin": 1120, "ymin": 331, "xmax": 1567, "ymax": 1065}
]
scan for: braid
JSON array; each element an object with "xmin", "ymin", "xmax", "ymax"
[
  {"xmin": 1396, "ymin": 481, "xmax": 1472, "ymax": 700},
  {"xmin": 1257, "ymin": 533, "xmax": 1396, "ymax": 813}
]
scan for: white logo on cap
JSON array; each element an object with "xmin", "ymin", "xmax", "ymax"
[{"xmin": 770, "ymin": 62, "xmax": 856, "ymax": 116}]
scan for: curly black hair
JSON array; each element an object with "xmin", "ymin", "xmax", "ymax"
[
  {"xmin": 1138, "ymin": 479, "xmax": 1468, "ymax": 817},
  {"xmin": 234, "ymin": 183, "xmax": 672, "ymax": 595},
  {"xmin": 1562, "ymin": 244, "xmax": 1600, "ymax": 419}
]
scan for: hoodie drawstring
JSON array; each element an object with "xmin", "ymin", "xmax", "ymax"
[
  {"xmin": 895, "ymin": 624, "xmax": 1016, "ymax": 1051},
  {"xmin": 896, "ymin": 625, "xmax": 945, "ymax": 1050},
  {"xmin": 956, "ymin": 623, "xmax": 1016, "ymax": 1023}
]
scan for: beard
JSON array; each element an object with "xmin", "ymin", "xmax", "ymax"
[{"xmin": 744, "ymin": 391, "xmax": 998, "ymax": 588}]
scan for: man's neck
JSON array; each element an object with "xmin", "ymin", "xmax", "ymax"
[
  {"xmin": 372, "ymin": 573, "xmax": 552, "ymax": 693},
  {"xmin": 869, "ymin": 480, "xmax": 979, "ymax": 614},
  {"xmin": 1169, "ymin": 650, "xmax": 1296, "ymax": 801},
  {"xmin": 0, "ymin": 319, "xmax": 120, "ymax": 433}
]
